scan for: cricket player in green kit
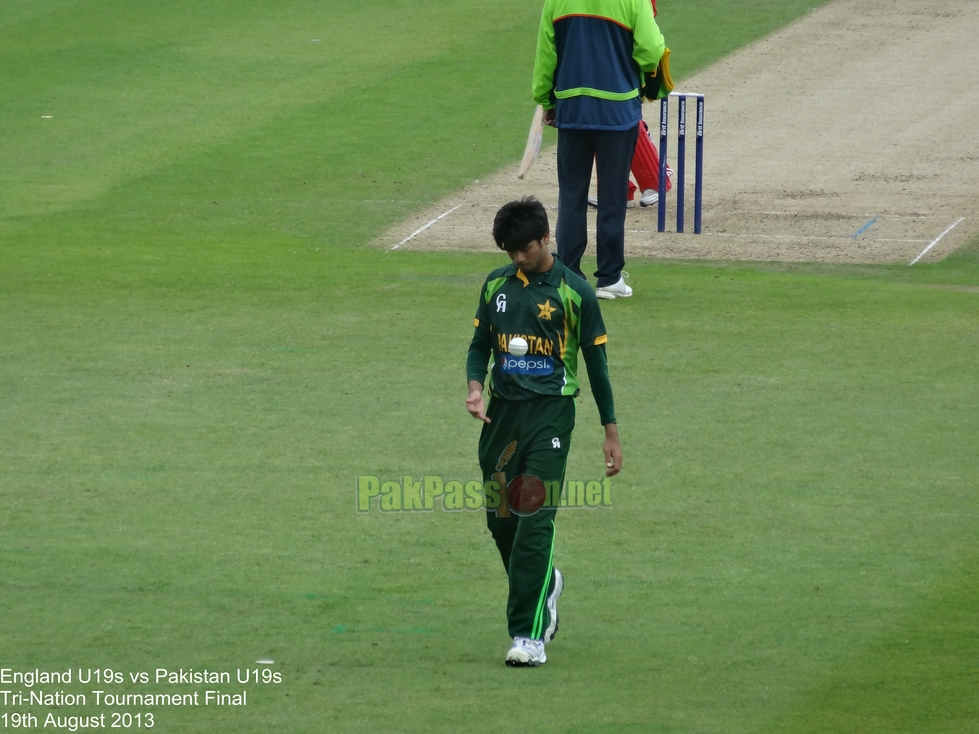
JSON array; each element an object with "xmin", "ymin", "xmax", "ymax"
[{"xmin": 466, "ymin": 197, "xmax": 622, "ymax": 667}]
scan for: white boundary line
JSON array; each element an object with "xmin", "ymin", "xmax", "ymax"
[
  {"xmin": 391, "ymin": 205, "xmax": 461, "ymax": 250},
  {"xmin": 909, "ymin": 217, "xmax": 966, "ymax": 265}
]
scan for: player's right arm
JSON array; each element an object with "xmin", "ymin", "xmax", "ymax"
[
  {"xmin": 466, "ymin": 319, "xmax": 493, "ymax": 384},
  {"xmin": 632, "ymin": 0, "xmax": 666, "ymax": 72},
  {"xmin": 466, "ymin": 324, "xmax": 493, "ymax": 424},
  {"xmin": 466, "ymin": 284, "xmax": 494, "ymax": 423},
  {"xmin": 466, "ymin": 327, "xmax": 492, "ymax": 423},
  {"xmin": 466, "ymin": 379, "xmax": 491, "ymax": 424}
]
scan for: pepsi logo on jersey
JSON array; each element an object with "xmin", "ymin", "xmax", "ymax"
[{"xmin": 500, "ymin": 355, "xmax": 554, "ymax": 375}]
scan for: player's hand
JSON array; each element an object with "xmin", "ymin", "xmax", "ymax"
[
  {"xmin": 603, "ymin": 423, "xmax": 622, "ymax": 476},
  {"xmin": 466, "ymin": 385, "xmax": 491, "ymax": 424},
  {"xmin": 542, "ymin": 108, "xmax": 556, "ymax": 127}
]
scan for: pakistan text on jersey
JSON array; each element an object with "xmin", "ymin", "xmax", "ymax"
[{"xmin": 497, "ymin": 333, "xmax": 554, "ymax": 355}]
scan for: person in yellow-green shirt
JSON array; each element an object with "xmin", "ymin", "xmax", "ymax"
[{"xmin": 533, "ymin": 0, "xmax": 667, "ymax": 299}]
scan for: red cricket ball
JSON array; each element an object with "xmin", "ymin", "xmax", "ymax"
[{"xmin": 506, "ymin": 474, "xmax": 548, "ymax": 516}]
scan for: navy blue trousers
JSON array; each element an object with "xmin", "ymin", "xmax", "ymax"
[{"xmin": 555, "ymin": 126, "xmax": 639, "ymax": 288}]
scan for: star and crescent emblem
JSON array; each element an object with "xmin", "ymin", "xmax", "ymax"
[{"xmin": 537, "ymin": 299, "xmax": 556, "ymax": 320}]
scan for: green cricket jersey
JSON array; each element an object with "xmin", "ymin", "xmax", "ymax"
[{"xmin": 467, "ymin": 254, "xmax": 608, "ymax": 401}]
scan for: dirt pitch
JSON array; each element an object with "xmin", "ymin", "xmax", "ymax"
[{"xmin": 378, "ymin": 0, "xmax": 979, "ymax": 264}]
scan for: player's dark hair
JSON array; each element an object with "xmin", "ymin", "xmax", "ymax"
[{"xmin": 492, "ymin": 197, "xmax": 549, "ymax": 252}]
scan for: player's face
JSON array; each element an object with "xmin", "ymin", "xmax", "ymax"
[{"xmin": 508, "ymin": 234, "xmax": 552, "ymax": 274}]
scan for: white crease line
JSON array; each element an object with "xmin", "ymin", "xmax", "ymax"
[
  {"xmin": 724, "ymin": 211, "xmax": 939, "ymax": 220},
  {"xmin": 629, "ymin": 231, "xmax": 930, "ymax": 243},
  {"xmin": 909, "ymin": 217, "xmax": 966, "ymax": 265},
  {"xmin": 391, "ymin": 205, "xmax": 461, "ymax": 250},
  {"xmin": 468, "ymin": 203, "xmax": 558, "ymax": 210}
]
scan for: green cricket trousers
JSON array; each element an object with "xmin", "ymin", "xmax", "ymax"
[{"xmin": 478, "ymin": 395, "xmax": 574, "ymax": 640}]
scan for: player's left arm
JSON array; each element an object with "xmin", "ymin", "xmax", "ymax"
[
  {"xmin": 532, "ymin": 0, "xmax": 558, "ymax": 110},
  {"xmin": 575, "ymin": 280, "xmax": 622, "ymax": 475},
  {"xmin": 602, "ymin": 423, "xmax": 623, "ymax": 477},
  {"xmin": 582, "ymin": 343, "xmax": 622, "ymax": 476}
]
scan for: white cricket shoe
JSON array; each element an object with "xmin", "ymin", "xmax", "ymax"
[
  {"xmin": 544, "ymin": 569, "xmax": 564, "ymax": 643},
  {"xmin": 595, "ymin": 275, "xmax": 633, "ymax": 300},
  {"xmin": 639, "ymin": 189, "xmax": 659, "ymax": 207},
  {"xmin": 587, "ymin": 195, "xmax": 636, "ymax": 208},
  {"xmin": 505, "ymin": 637, "xmax": 547, "ymax": 667}
]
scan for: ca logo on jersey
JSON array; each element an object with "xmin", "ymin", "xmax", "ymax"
[
  {"xmin": 495, "ymin": 293, "xmax": 507, "ymax": 313},
  {"xmin": 552, "ymin": 437, "xmax": 561, "ymax": 449}
]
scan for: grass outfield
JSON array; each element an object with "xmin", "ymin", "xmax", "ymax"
[{"xmin": 3, "ymin": 1, "xmax": 978, "ymax": 732}]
